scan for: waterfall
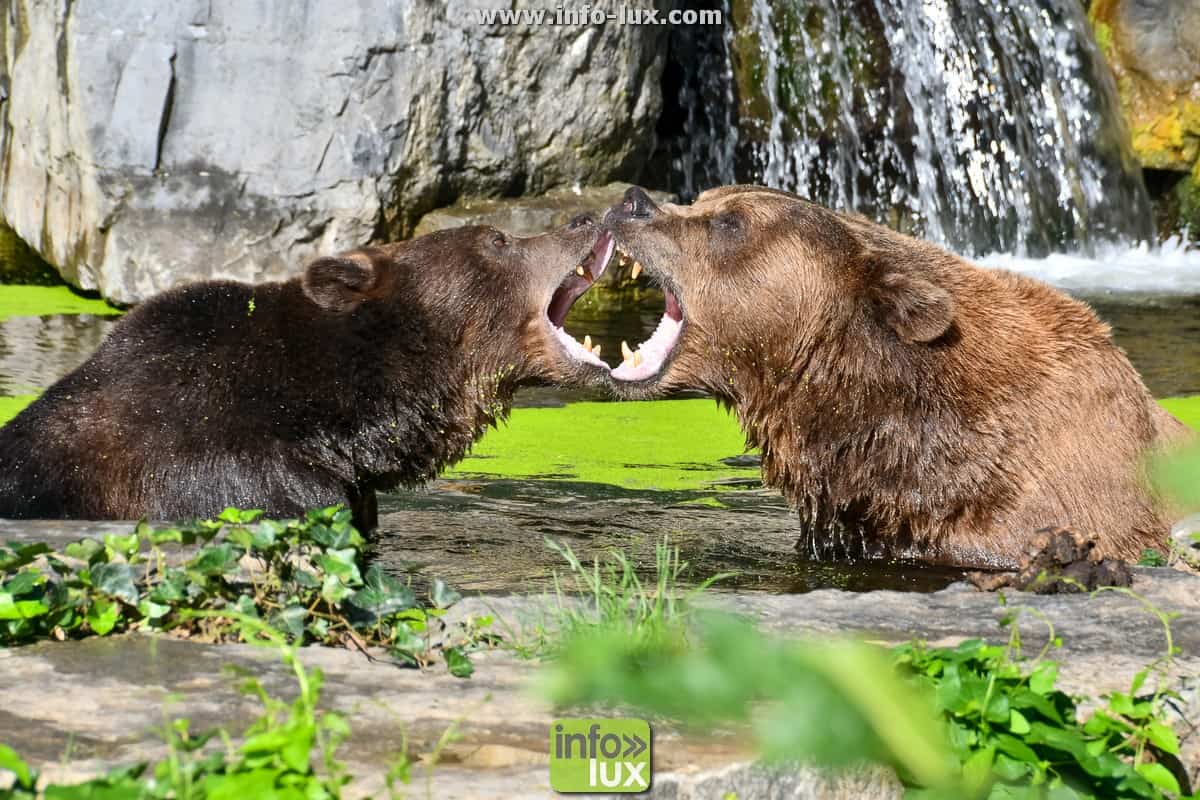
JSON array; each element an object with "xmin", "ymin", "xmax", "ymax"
[{"xmin": 664, "ymin": 0, "xmax": 1155, "ymax": 257}]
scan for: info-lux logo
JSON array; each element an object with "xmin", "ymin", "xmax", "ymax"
[{"xmin": 549, "ymin": 718, "xmax": 651, "ymax": 793}]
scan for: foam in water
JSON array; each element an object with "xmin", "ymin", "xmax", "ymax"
[{"xmin": 979, "ymin": 236, "xmax": 1200, "ymax": 295}]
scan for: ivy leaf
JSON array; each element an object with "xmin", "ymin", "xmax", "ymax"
[
  {"xmin": 307, "ymin": 618, "xmax": 330, "ymax": 640},
  {"xmin": 0, "ymin": 542, "xmax": 51, "ymax": 571},
  {"xmin": 241, "ymin": 725, "xmax": 313, "ymax": 773},
  {"xmin": 1108, "ymin": 691, "xmax": 1137, "ymax": 717},
  {"xmin": 86, "ymin": 597, "xmax": 121, "ymax": 635},
  {"xmin": 269, "ymin": 605, "xmax": 309, "ymax": 640},
  {"xmin": 320, "ymin": 574, "xmax": 354, "ymax": 605},
  {"xmin": 293, "ymin": 569, "xmax": 320, "ymax": 589},
  {"xmin": 985, "ymin": 692, "xmax": 1011, "ymax": 723},
  {"xmin": 3, "ymin": 570, "xmax": 44, "ymax": 596},
  {"xmin": 390, "ymin": 625, "xmax": 427, "ymax": 665},
  {"xmin": 444, "ymin": 647, "xmax": 474, "ymax": 679},
  {"xmin": 217, "ymin": 507, "xmax": 264, "ymax": 525},
  {"xmin": 103, "ymin": 532, "xmax": 141, "ymax": 561},
  {"xmin": 91, "ymin": 563, "xmax": 138, "ymax": 604},
  {"xmin": 960, "ymin": 745, "xmax": 994, "ymax": 795},
  {"xmin": 347, "ymin": 565, "xmax": 416, "ymax": 621},
  {"xmin": 149, "ymin": 569, "xmax": 189, "ymax": 604},
  {"xmin": 0, "ymin": 593, "xmax": 49, "ymax": 620},
  {"xmin": 1135, "ymin": 761, "xmax": 1181, "ymax": 794},
  {"xmin": 1008, "ymin": 709, "xmax": 1031, "ymax": 735},
  {"xmin": 306, "ymin": 518, "xmax": 363, "ymax": 551},
  {"xmin": 187, "ymin": 544, "xmax": 242, "ymax": 577},
  {"xmin": 315, "ymin": 549, "xmax": 362, "ymax": 586},
  {"xmin": 1144, "ymin": 721, "xmax": 1180, "ymax": 754},
  {"xmin": 64, "ymin": 538, "xmax": 105, "ymax": 565},
  {"xmin": 1028, "ymin": 662, "xmax": 1058, "ymax": 695},
  {"xmin": 993, "ymin": 733, "xmax": 1040, "ymax": 765},
  {"xmin": 430, "ymin": 579, "xmax": 462, "ymax": 610},
  {"xmin": 0, "ymin": 744, "xmax": 34, "ymax": 788},
  {"xmin": 249, "ymin": 521, "xmax": 282, "ymax": 549},
  {"xmin": 233, "ymin": 595, "xmax": 260, "ymax": 619},
  {"xmin": 137, "ymin": 598, "xmax": 172, "ymax": 621}
]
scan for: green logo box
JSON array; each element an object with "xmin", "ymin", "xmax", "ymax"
[{"xmin": 549, "ymin": 718, "xmax": 651, "ymax": 793}]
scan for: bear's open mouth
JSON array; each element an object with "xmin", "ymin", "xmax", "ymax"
[
  {"xmin": 607, "ymin": 254, "xmax": 684, "ymax": 383},
  {"xmin": 547, "ymin": 231, "xmax": 614, "ymax": 369},
  {"xmin": 547, "ymin": 232, "xmax": 684, "ymax": 381}
]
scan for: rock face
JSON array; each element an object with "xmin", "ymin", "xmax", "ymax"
[
  {"xmin": 1090, "ymin": 0, "xmax": 1200, "ymax": 237},
  {"xmin": 0, "ymin": 2, "xmax": 667, "ymax": 304},
  {"xmin": 413, "ymin": 183, "xmax": 675, "ymax": 238}
]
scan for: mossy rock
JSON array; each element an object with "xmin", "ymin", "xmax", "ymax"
[
  {"xmin": 1088, "ymin": 0, "xmax": 1200, "ymax": 173},
  {"xmin": 0, "ymin": 223, "xmax": 61, "ymax": 285}
]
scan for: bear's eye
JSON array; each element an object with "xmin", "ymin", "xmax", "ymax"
[{"xmin": 491, "ymin": 232, "xmax": 509, "ymax": 249}]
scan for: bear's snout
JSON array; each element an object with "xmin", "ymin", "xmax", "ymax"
[{"xmin": 605, "ymin": 186, "xmax": 658, "ymax": 225}]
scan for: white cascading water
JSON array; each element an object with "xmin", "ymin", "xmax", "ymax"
[
  {"xmin": 743, "ymin": 0, "xmax": 1154, "ymax": 256},
  {"xmin": 667, "ymin": 0, "xmax": 1200, "ymax": 288}
]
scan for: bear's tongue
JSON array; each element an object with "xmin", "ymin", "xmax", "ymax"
[
  {"xmin": 610, "ymin": 288, "xmax": 683, "ymax": 382},
  {"xmin": 547, "ymin": 233, "xmax": 615, "ymax": 368},
  {"xmin": 547, "ymin": 233, "xmax": 614, "ymax": 328}
]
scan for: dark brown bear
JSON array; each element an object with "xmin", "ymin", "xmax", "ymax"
[
  {"xmin": 592, "ymin": 185, "xmax": 1190, "ymax": 569},
  {"xmin": 0, "ymin": 219, "xmax": 616, "ymax": 530}
]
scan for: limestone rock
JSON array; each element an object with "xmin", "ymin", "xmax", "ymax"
[{"xmin": 0, "ymin": 1, "xmax": 668, "ymax": 304}]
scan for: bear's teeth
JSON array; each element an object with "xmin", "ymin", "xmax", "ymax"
[
  {"xmin": 583, "ymin": 334, "xmax": 592, "ymax": 351},
  {"xmin": 632, "ymin": 351, "xmax": 643, "ymax": 367},
  {"xmin": 631, "ymin": 262, "xmax": 642, "ymax": 280},
  {"xmin": 592, "ymin": 344, "xmax": 601, "ymax": 356},
  {"xmin": 621, "ymin": 340, "xmax": 634, "ymax": 360}
]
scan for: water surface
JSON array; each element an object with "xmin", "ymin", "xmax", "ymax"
[{"xmin": 373, "ymin": 478, "xmax": 969, "ymax": 595}]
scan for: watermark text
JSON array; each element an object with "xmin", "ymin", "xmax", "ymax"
[{"xmin": 474, "ymin": 5, "xmax": 723, "ymax": 27}]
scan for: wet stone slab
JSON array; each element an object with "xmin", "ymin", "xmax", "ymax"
[{"xmin": 0, "ymin": 567, "xmax": 1197, "ymax": 798}]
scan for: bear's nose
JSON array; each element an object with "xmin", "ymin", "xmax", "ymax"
[
  {"xmin": 568, "ymin": 213, "xmax": 595, "ymax": 230},
  {"xmin": 622, "ymin": 186, "xmax": 655, "ymax": 218}
]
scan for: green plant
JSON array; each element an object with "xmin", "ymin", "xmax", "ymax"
[
  {"xmin": 0, "ymin": 506, "xmax": 489, "ymax": 676},
  {"xmin": 898, "ymin": 622, "xmax": 1190, "ymax": 799},
  {"xmin": 1139, "ymin": 549, "xmax": 1169, "ymax": 567},
  {"xmin": 538, "ymin": 542, "xmax": 1195, "ymax": 800},
  {"xmin": 542, "ymin": 610, "xmax": 956, "ymax": 793},
  {"xmin": 504, "ymin": 537, "xmax": 731, "ymax": 659},
  {"xmin": 1, "ymin": 614, "xmax": 353, "ymax": 799}
]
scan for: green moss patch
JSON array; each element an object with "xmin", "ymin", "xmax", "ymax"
[
  {"xmin": 2, "ymin": 394, "xmax": 1196, "ymax": 492},
  {"xmin": 0, "ymin": 285, "xmax": 120, "ymax": 321},
  {"xmin": 0, "ymin": 223, "xmax": 60, "ymax": 285},
  {"xmin": 1160, "ymin": 395, "xmax": 1200, "ymax": 431},
  {"xmin": 447, "ymin": 399, "xmax": 754, "ymax": 491},
  {"xmin": 0, "ymin": 395, "xmax": 35, "ymax": 425}
]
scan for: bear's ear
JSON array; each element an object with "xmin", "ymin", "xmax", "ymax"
[
  {"xmin": 302, "ymin": 252, "xmax": 377, "ymax": 312},
  {"xmin": 870, "ymin": 269, "xmax": 955, "ymax": 344}
]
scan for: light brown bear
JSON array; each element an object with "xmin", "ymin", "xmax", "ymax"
[{"xmin": 591, "ymin": 185, "xmax": 1189, "ymax": 569}]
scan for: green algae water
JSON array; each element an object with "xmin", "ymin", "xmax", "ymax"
[
  {"xmin": 446, "ymin": 399, "xmax": 752, "ymax": 491},
  {"xmin": 0, "ymin": 285, "xmax": 119, "ymax": 320}
]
